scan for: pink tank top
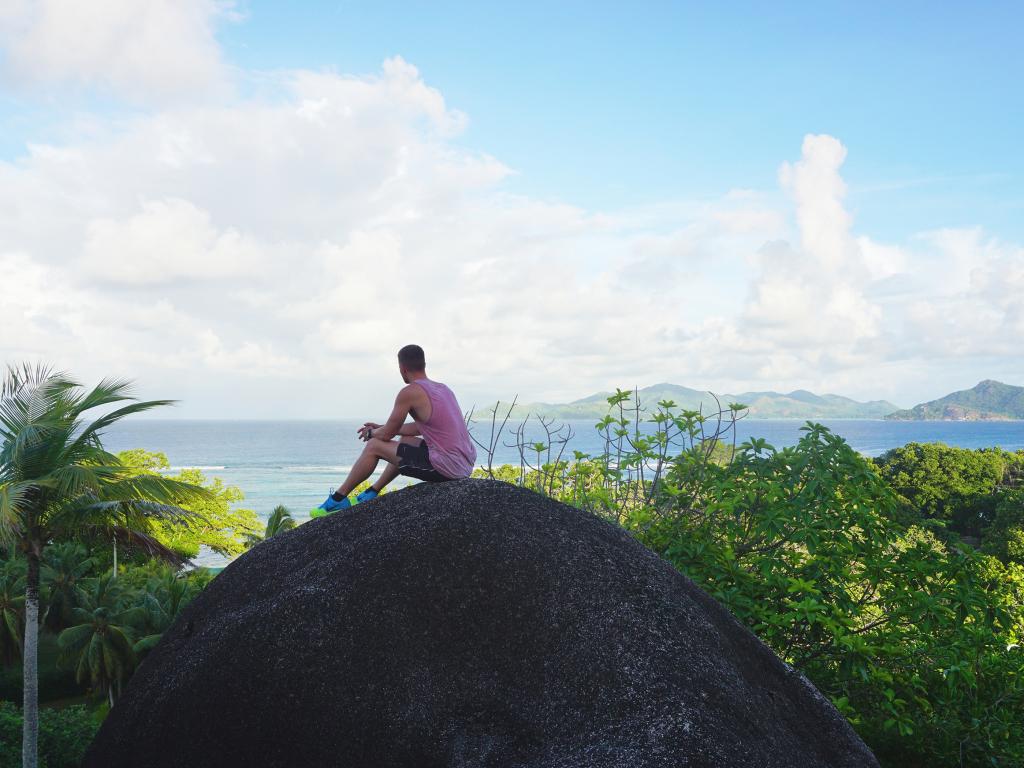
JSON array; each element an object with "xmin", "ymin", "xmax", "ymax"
[{"xmin": 412, "ymin": 379, "xmax": 477, "ymax": 479}]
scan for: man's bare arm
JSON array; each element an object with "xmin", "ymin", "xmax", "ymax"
[
  {"xmin": 371, "ymin": 389, "xmax": 413, "ymax": 442},
  {"xmin": 397, "ymin": 422, "xmax": 421, "ymax": 436}
]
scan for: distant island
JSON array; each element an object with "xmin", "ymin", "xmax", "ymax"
[
  {"xmin": 480, "ymin": 380, "xmax": 1024, "ymax": 422},
  {"xmin": 886, "ymin": 380, "xmax": 1024, "ymax": 421},
  {"xmin": 487, "ymin": 383, "xmax": 901, "ymax": 420}
]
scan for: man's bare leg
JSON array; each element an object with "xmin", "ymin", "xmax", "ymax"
[
  {"xmin": 372, "ymin": 462, "xmax": 400, "ymax": 493},
  {"xmin": 369, "ymin": 437, "xmax": 420, "ymax": 493},
  {"xmin": 335, "ymin": 438, "xmax": 401, "ymax": 498}
]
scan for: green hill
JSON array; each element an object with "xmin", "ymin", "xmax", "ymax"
[
  {"xmin": 488, "ymin": 383, "xmax": 900, "ymax": 420},
  {"xmin": 886, "ymin": 380, "xmax": 1024, "ymax": 421}
]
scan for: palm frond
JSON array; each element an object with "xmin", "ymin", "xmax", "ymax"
[
  {"xmin": 265, "ymin": 504, "xmax": 297, "ymax": 538},
  {"xmin": 7, "ymin": 368, "xmax": 78, "ymax": 428},
  {"xmin": 0, "ymin": 480, "xmax": 35, "ymax": 544},
  {"xmin": 66, "ymin": 400, "xmax": 177, "ymax": 460},
  {"xmin": 29, "ymin": 374, "xmax": 79, "ymax": 422},
  {"xmin": 1, "ymin": 366, "xmax": 206, "ymax": 580},
  {"xmin": 47, "ymin": 469, "xmax": 208, "ymax": 534},
  {"xmin": 102, "ymin": 474, "xmax": 213, "ymax": 506},
  {"xmin": 47, "ymin": 463, "xmax": 108, "ymax": 502},
  {"xmin": 112, "ymin": 605, "xmax": 150, "ymax": 628},
  {"xmin": 1, "ymin": 363, "xmax": 76, "ymax": 404},
  {"xmin": 134, "ymin": 634, "xmax": 162, "ymax": 654},
  {"xmin": 3, "ymin": 610, "xmax": 23, "ymax": 652},
  {"xmin": 73, "ymin": 378, "xmax": 137, "ymax": 415},
  {"xmin": 1, "ymin": 383, "xmax": 78, "ymax": 479},
  {"xmin": 1, "ymin": 362, "xmax": 51, "ymax": 398},
  {"xmin": 50, "ymin": 504, "xmax": 192, "ymax": 552},
  {"xmin": 0, "ymin": 419, "xmax": 72, "ymax": 477},
  {"xmin": 81, "ymin": 638, "xmax": 98, "ymax": 683},
  {"xmin": 57, "ymin": 623, "xmax": 94, "ymax": 652},
  {"xmin": 55, "ymin": 448, "xmax": 126, "ymax": 474},
  {"xmin": 112, "ymin": 527, "xmax": 190, "ymax": 568}
]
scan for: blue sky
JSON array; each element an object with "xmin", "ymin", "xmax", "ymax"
[
  {"xmin": 1, "ymin": 1, "xmax": 1022, "ymax": 416},
  {"xmin": 212, "ymin": 1, "xmax": 1024, "ymax": 240},
  {"xmin": 4, "ymin": 2, "xmax": 1022, "ymax": 238}
]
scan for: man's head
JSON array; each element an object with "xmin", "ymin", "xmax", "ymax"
[{"xmin": 398, "ymin": 344, "xmax": 426, "ymax": 382}]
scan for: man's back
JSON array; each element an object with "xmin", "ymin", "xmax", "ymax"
[{"xmin": 410, "ymin": 378, "xmax": 476, "ymax": 479}]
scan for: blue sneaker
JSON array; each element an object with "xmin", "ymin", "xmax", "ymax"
[
  {"xmin": 356, "ymin": 488, "xmax": 379, "ymax": 503},
  {"xmin": 312, "ymin": 492, "xmax": 351, "ymax": 517}
]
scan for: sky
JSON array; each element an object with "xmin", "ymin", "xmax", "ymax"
[{"xmin": 1, "ymin": 0, "xmax": 1022, "ymax": 418}]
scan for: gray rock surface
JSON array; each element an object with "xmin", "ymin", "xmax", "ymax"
[{"xmin": 84, "ymin": 479, "xmax": 879, "ymax": 767}]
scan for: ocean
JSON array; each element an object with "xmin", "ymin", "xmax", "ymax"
[{"xmin": 104, "ymin": 418, "xmax": 1024, "ymax": 523}]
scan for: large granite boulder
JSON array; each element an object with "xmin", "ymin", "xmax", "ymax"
[{"xmin": 85, "ymin": 479, "xmax": 878, "ymax": 767}]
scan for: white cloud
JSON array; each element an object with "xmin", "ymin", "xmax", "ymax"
[
  {"xmin": 1, "ymin": 50, "xmax": 1023, "ymax": 415},
  {"xmin": 779, "ymin": 135, "xmax": 854, "ymax": 273},
  {"xmin": 739, "ymin": 135, "xmax": 883, "ymax": 357},
  {"xmin": 901, "ymin": 230, "xmax": 1024, "ymax": 358},
  {"xmin": 82, "ymin": 198, "xmax": 264, "ymax": 283},
  {"xmin": 0, "ymin": 0, "xmax": 232, "ymax": 101}
]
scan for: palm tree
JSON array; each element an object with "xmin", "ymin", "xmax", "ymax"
[
  {"xmin": 0, "ymin": 364, "xmax": 209, "ymax": 768},
  {"xmin": 57, "ymin": 575, "xmax": 143, "ymax": 707},
  {"xmin": 0, "ymin": 557, "xmax": 25, "ymax": 667},
  {"xmin": 41, "ymin": 542, "xmax": 94, "ymax": 633},
  {"xmin": 245, "ymin": 504, "xmax": 296, "ymax": 547},
  {"xmin": 134, "ymin": 566, "xmax": 198, "ymax": 659},
  {"xmin": 265, "ymin": 505, "xmax": 296, "ymax": 538}
]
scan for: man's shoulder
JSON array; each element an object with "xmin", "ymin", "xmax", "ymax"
[{"xmin": 398, "ymin": 382, "xmax": 428, "ymax": 399}]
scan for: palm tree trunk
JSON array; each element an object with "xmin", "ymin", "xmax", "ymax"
[
  {"xmin": 112, "ymin": 537, "xmax": 118, "ymax": 579},
  {"xmin": 21, "ymin": 549, "xmax": 39, "ymax": 768}
]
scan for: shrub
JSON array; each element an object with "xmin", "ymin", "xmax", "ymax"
[
  {"xmin": 481, "ymin": 391, "xmax": 1024, "ymax": 767},
  {"xmin": 627, "ymin": 425, "xmax": 1024, "ymax": 766},
  {"xmin": 0, "ymin": 700, "xmax": 99, "ymax": 768}
]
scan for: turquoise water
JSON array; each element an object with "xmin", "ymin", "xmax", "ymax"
[{"xmin": 103, "ymin": 418, "xmax": 1024, "ymax": 523}]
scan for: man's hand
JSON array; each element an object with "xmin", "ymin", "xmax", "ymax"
[{"xmin": 358, "ymin": 422, "xmax": 381, "ymax": 441}]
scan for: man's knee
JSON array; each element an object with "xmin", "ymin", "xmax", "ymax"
[{"xmin": 367, "ymin": 437, "xmax": 398, "ymax": 458}]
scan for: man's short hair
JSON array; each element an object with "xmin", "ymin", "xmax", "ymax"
[{"xmin": 398, "ymin": 344, "xmax": 426, "ymax": 371}]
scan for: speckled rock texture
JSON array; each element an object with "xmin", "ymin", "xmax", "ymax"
[{"xmin": 84, "ymin": 478, "xmax": 878, "ymax": 768}]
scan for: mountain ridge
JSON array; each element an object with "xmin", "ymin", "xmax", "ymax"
[
  {"xmin": 481, "ymin": 383, "xmax": 902, "ymax": 420},
  {"xmin": 886, "ymin": 380, "xmax": 1024, "ymax": 421}
]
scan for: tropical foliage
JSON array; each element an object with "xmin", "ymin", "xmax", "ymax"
[
  {"xmin": 2, "ymin": 367, "xmax": 1020, "ymax": 767},
  {"xmin": 117, "ymin": 449, "xmax": 261, "ymax": 558},
  {"xmin": 0, "ymin": 700, "xmax": 97, "ymax": 768},
  {"xmin": 57, "ymin": 575, "xmax": 142, "ymax": 706},
  {"xmin": 0, "ymin": 365, "xmax": 209, "ymax": 767},
  {"xmin": 0, "ymin": 542, "xmax": 215, "ymax": 761},
  {"xmin": 0, "ymin": 558, "xmax": 24, "ymax": 668},
  {"xmin": 40, "ymin": 543, "xmax": 95, "ymax": 633},
  {"xmin": 873, "ymin": 442, "xmax": 1024, "ymax": 563},
  {"xmin": 477, "ymin": 392, "xmax": 1024, "ymax": 767},
  {"xmin": 634, "ymin": 428, "xmax": 1024, "ymax": 767},
  {"xmin": 246, "ymin": 505, "xmax": 297, "ymax": 547}
]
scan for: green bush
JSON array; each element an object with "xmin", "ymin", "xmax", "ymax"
[
  {"xmin": 874, "ymin": 443, "xmax": 1024, "ymax": 553},
  {"xmin": 627, "ymin": 425, "xmax": 1024, "ymax": 766},
  {"xmin": 0, "ymin": 700, "xmax": 99, "ymax": 768},
  {"xmin": 0, "ymin": 549, "xmax": 214, "ymax": 710},
  {"xmin": 0, "ymin": 634, "xmax": 80, "ymax": 705},
  {"xmin": 483, "ymin": 392, "xmax": 1024, "ymax": 767},
  {"xmin": 117, "ymin": 449, "xmax": 262, "ymax": 559}
]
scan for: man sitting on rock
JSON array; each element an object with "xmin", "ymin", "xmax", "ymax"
[{"xmin": 314, "ymin": 344, "xmax": 477, "ymax": 515}]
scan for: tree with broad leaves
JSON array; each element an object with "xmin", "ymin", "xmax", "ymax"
[{"xmin": 0, "ymin": 364, "xmax": 209, "ymax": 768}]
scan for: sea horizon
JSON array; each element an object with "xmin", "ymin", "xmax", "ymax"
[{"xmin": 105, "ymin": 418, "xmax": 1024, "ymax": 519}]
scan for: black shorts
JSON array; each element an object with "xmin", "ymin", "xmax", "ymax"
[{"xmin": 396, "ymin": 440, "xmax": 451, "ymax": 483}]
